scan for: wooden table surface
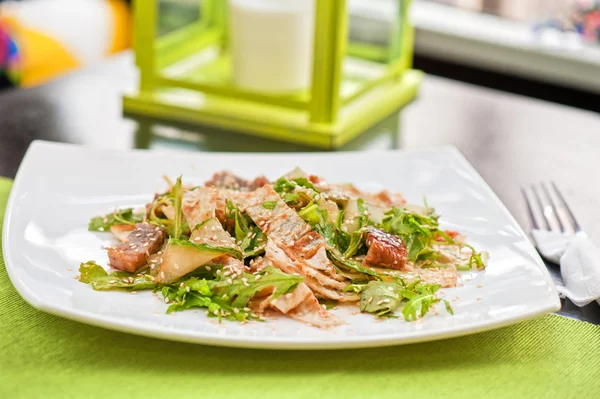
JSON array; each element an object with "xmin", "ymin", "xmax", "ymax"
[{"xmin": 1, "ymin": 52, "xmax": 599, "ymax": 323}]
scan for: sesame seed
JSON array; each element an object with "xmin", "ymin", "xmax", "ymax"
[
  {"xmin": 233, "ymin": 308, "xmax": 240, "ymax": 314},
  {"xmin": 108, "ymin": 280, "xmax": 116, "ymax": 284},
  {"xmin": 321, "ymin": 304, "xmax": 327, "ymax": 310},
  {"xmin": 216, "ymin": 270, "xmax": 222, "ymax": 275},
  {"xmin": 164, "ymin": 297, "xmax": 170, "ymax": 303},
  {"xmin": 186, "ymin": 286, "xmax": 191, "ymax": 292},
  {"xmin": 383, "ymin": 299, "xmax": 391, "ymax": 303},
  {"xmin": 211, "ymin": 235, "xmax": 217, "ymax": 240},
  {"xmin": 174, "ymin": 263, "xmax": 180, "ymax": 270},
  {"xmin": 387, "ymin": 286, "xmax": 394, "ymax": 291},
  {"xmin": 376, "ymin": 299, "xmax": 385, "ymax": 305},
  {"xmin": 243, "ymin": 307, "xmax": 251, "ymax": 312},
  {"xmin": 476, "ymin": 284, "xmax": 483, "ymax": 288},
  {"xmin": 254, "ymin": 275, "xmax": 261, "ymax": 281},
  {"xmin": 223, "ymin": 271, "xmax": 232, "ymax": 277},
  {"xmin": 247, "ymin": 232, "xmax": 252, "ymax": 238},
  {"xmin": 205, "ymin": 265, "xmax": 211, "ymax": 271},
  {"xmin": 243, "ymin": 281, "xmax": 250, "ymax": 287},
  {"xmin": 227, "ymin": 278, "xmax": 233, "ymax": 284},
  {"xmin": 213, "ymin": 310, "xmax": 219, "ymax": 315},
  {"xmin": 130, "ymin": 291, "xmax": 138, "ymax": 295},
  {"xmin": 160, "ymin": 271, "xmax": 165, "ymax": 279},
  {"xmin": 367, "ymin": 297, "xmax": 373, "ymax": 303},
  {"xmin": 205, "ymin": 310, "xmax": 209, "ymax": 316}
]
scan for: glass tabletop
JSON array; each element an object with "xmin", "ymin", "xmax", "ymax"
[{"xmin": 128, "ymin": 112, "xmax": 403, "ymax": 153}]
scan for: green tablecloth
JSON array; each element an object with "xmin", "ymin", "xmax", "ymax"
[{"xmin": 0, "ymin": 177, "xmax": 599, "ymax": 398}]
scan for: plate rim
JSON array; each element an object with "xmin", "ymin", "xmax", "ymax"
[{"xmin": 2, "ymin": 140, "xmax": 561, "ymax": 350}]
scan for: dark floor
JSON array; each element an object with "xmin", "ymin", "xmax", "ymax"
[{"xmin": 414, "ymin": 54, "xmax": 600, "ymax": 113}]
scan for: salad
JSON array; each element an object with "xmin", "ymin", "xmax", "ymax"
[{"xmin": 79, "ymin": 169, "xmax": 488, "ymax": 328}]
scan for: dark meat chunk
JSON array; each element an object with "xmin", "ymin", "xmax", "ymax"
[
  {"xmin": 107, "ymin": 223, "xmax": 166, "ymax": 272},
  {"xmin": 363, "ymin": 227, "xmax": 407, "ymax": 270},
  {"xmin": 205, "ymin": 171, "xmax": 268, "ymax": 191}
]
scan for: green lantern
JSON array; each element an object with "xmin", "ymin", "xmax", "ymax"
[{"xmin": 124, "ymin": 0, "xmax": 422, "ymax": 149}]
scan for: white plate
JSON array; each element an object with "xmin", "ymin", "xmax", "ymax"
[{"xmin": 3, "ymin": 141, "xmax": 560, "ymax": 349}]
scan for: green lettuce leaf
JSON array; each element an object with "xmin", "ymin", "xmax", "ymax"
[
  {"xmin": 162, "ymin": 266, "xmax": 303, "ymax": 321},
  {"xmin": 261, "ymin": 201, "xmax": 277, "ymax": 210},
  {"xmin": 228, "ymin": 200, "xmax": 266, "ymax": 257},
  {"xmin": 88, "ymin": 208, "xmax": 143, "ymax": 232},
  {"xmin": 360, "ymin": 281, "xmax": 404, "ymax": 316},
  {"xmin": 297, "ymin": 202, "xmax": 336, "ymax": 247},
  {"xmin": 78, "ymin": 261, "xmax": 157, "ymax": 291}
]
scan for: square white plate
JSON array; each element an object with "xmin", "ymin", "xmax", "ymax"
[{"xmin": 3, "ymin": 141, "xmax": 560, "ymax": 349}]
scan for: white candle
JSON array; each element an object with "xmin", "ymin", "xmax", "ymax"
[{"xmin": 228, "ymin": 0, "xmax": 315, "ymax": 93}]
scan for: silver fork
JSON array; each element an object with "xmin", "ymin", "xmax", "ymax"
[{"xmin": 521, "ymin": 182, "xmax": 585, "ymax": 238}]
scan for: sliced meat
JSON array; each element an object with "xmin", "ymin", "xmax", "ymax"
[
  {"xmin": 399, "ymin": 263, "xmax": 458, "ymax": 288},
  {"xmin": 110, "ymin": 224, "xmax": 136, "ymax": 242},
  {"xmin": 262, "ymin": 244, "xmax": 344, "ymax": 327},
  {"xmin": 107, "ymin": 223, "xmax": 166, "ymax": 272},
  {"xmin": 363, "ymin": 227, "xmax": 408, "ymax": 271},
  {"xmin": 266, "ymin": 240, "xmax": 358, "ymax": 302},
  {"xmin": 182, "ymin": 187, "xmax": 217, "ymax": 229},
  {"xmin": 205, "ymin": 171, "xmax": 268, "ymax": 191}
]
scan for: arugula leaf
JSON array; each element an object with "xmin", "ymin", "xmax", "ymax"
[
  {"xmin": 327, "ymin": 250, "xmax": 381, "ymax": 278},
  {"xmin": 335, "ymin": 210, "xmax": 351, "ymax": 252},
  {"xmin": 273, "ymin": 177, "xmax": 297, "ymax": 195},
  {"xmin": 172, "ymin": 176, "xmax": 184, "ymax": 240},
  {"xmin": 88, "ymin": 208, "xmax": 143, "ymax": 232},
  {"xmin": 291, "ymin": 177, "xmax": 319, "ymax": 193},
  {"xmin": 273, "ymin": 176, "xmax": 319, "ymax": 196},
  {"xmin": 297, "ymin": 202, "xmax": 336, "ymax": 247},
  {"xmin": 341, "ymin": 199, "xmax": 370, "ymax": 258},
  {"xmin": 360, "ymin": 281, "xmax": 404, "ymax": 316},
  {"xmin": 228, "ymin": 200, "xmax": 266, "ymax": 257},
  {"xmin": 318, "ymin": 299, "xmax": 338, "ymax": 310},
  {"xmin": 356, "ymin": 277, "xmax": 453, "ymax": 321},
  {"xmin": 78, "ymin": 261, "xmax": 157, "ymax": 291},
  {"xmin": 400, "ymin": 283, "xmax": 441, "ymax": 321},
  {"xmin": 212, "ymin": 266, "xmax": 303, "ymax": 307},
  {"xmin": 261, "ymin": 201, "xmax": 278, "ymax": 210},
  {"xmin": 162, "ymin": 266, "xmax": 303, "ymax": 321},
  {"xmin": 343, "ymin": 283, "xmax": 366, "ymax": 294}
]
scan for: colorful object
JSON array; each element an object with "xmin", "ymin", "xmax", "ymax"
[
  {"xmin": 0, "ymin": 20, "xmax": 20, "ymax": 84},
  {"xmin": 124, "ymin": 0, "xmax": 422, "ymax": 149},
  {"xmin": 535, "ymin": 0, "xmax": 600, "ymax": 43},
  {"xmin": 0, "ymin": 0, "xmax": 131, "ymax": 87}
]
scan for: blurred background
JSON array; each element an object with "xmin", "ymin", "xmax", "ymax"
[{"xmin": 0, "ymin": 0, "xmax": 598, "ymax": 111}]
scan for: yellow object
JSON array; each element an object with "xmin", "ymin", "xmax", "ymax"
[
  {"xmin": 3, "ymin": 17, "xmax": 79, "ymax": 87},
  {"xmin": 0, "ymin": 0, "xmax": 131, "ymax": 87}
]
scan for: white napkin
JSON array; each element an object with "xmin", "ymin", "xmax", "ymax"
[{"xmin": 531, "ymin": 230, "xmax": 600, "ymax": 307}]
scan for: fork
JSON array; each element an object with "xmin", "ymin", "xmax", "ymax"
[{"xmin": 521, "ymin": 182, "xmax": 585, "ymax": 239}]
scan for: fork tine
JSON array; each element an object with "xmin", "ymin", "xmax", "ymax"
[
  {"xmin": 521, "ymin": 186, "xmax": 541, "ymax": 230},
  {"xmin": 550, "ymin": 182, "xmax": 582, "ymax": 233},
  {"xmin": 533, "ymin": 183, "xmax": 561, "ymax": 233},
  {"xmin": 542, "ymin": 182, "xmax": 566, "ymax": 233}
]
